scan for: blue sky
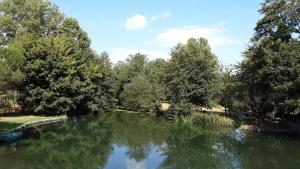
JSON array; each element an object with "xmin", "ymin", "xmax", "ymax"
[{"xmin": 51, "ymin": 0, "xmax": 263, "ymax": 65}]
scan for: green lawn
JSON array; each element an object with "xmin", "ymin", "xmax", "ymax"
[{"xmin": 0, "ymin": 115, "xmax": 66, "ymax": 132}]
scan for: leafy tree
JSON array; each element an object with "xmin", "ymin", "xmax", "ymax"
[
  {"xmin": 145, "ymin": 59, "xmax": 169, "ymax": 100},
  {"xmin": 167, "ymin": 38, "xmax": 221, "ymax": 108},
  {"xmin": 112, "ymin": 53, "xmax": 149, "ymax": 106},
  {"xmin": 120, "ymin": 76, "xmax": 153, "ymax": 112},
  {"xmin": 0, "ymin": 46, "xmax": 24, "ymax": 111},
  {"xmin": 239, "ymin": 0, "xmax": 300, "ymax": 118},
  {"xmin": 113, "ymin": 54, "xmax": 169, "ymax": 112},
  {"xmin": 112, "ymin": 62, "xmax": 131, "ymax": 104},
  {"xmin": 0, "ymin": 0, "xmax": 64, "ymax": 45},
  {"xmin": 89, "ymin": 52, "xmax": 115, "ymax": 113},
  {"xmin": 145, "ymin": 58, "xmax": 168, "ymax": 84},
  {"xmin": 219, "ymin": 67, "xmax": 240, "ymax": 114},
  {"xmin": 126, "ymin": 53, "xmax": 148, "ymax": 78},
  {"xmin": 254, "ymin": 0, "xmax": 300, "ymax": 41},
  {"xmin": 0, "ymin": 47, "xmax": 24, "ymax": 91},
  {"xmin": 0, "ymin": 0, "xmax": 114, "ymax": 115}
]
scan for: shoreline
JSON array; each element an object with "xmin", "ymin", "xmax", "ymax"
[
  {"xmin": 239, "ymin": 124, "xmax": 299, "ymax": 135},
  {"xmin": 0, "ymin": 116, "xmax": 67, "ymax": 135}
]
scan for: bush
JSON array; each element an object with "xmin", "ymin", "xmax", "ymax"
[
  {"xmin": 163, "ymin": 101, "xmax": 194, "ymax": 121},
  {"xmin": 184, "ymin": 113, "xmax": 235, "ymax": 127},
  {"xmin": 120, "ymin": 77, "xmax": 152, "ymax": 112}
]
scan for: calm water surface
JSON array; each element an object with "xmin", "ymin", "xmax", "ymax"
[{"xmin": 1, "ymin": 112, "xmax": 300, "ymax": 169}]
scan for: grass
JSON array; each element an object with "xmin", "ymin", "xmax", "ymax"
[
  {"xmin": 183, "ymin": 113, "xmax": 235, "ymax": 128},
  {"xmin": 202, "ymin": 106, "xmax": 225, "ymax": 113},
  {"xmin": 0, "ymin": 115, "xmax": 66, "ymax": 132},
  {"xmin": 114, "ymin": 108, "xmax": 141, "ymax": 114},
  {"xmin": 114, "ymin": 108, "xmax": 154, "ymax": 115}
]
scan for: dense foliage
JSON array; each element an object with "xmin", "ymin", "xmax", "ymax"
[
  {"xmin": 167, "ymin": 38, "xmax": 221, "ymax": 107},
  {"xmin": 239, "ymin": 0, "xmax": 300, "ymax": 118},
  {"xmin": 0, "ymin": 0, "xmax": 114, "ymax": 115},
  {"xmin": 0, "ymin": 47, "xmax": 24, "ymax": 91},
  {"xmin": 219, "ymin": 68, "xmax": 241, "ymax": 115},
  {"xmin": 113, "ymin": 53, "xmax": 168, "ymax": 112},
  {"xmin": 1, "ymin": 0, "xmax": 298, "ymax": 123}
]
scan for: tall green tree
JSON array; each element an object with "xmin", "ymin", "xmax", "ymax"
[
  {"xmin": 239, "ymin": 0, "xmax": 300, "ymax": 118},
  {"xmin": 112, "ymin": 53, "xmax": 148, "ymax": 105},
  {"xmin": 89, "ymin": 52, "xmax": 115, "ymax": 113},
  {"xmin": 254, "ymin": 0, "xmax": 300, "ymax": 41},
  {"xmin": 126, "ymin": 53, "xmax": 148, "ymax": 78},
  {"xmin": 120, "ymin": 76, "xmax": 153, "ymax": 112},
  {"xmin": 0, "ymin": 0, "xmax": 114, "ymax": 115},
  {"xmin": 0, "ymin": 0, "xmax": 64, "ymax": 46},
  {"xmin": 113, "ymin": 54, "xmax": 168, "ymax": 112},
  {"xmin": 0, "ymin": 47, "xmax": 24, "ymax": 91},
  {"xmin": 167, "ymin": 38, "xmax": 221, "ymax": 107},
  {"xmin": 219, "ymin": 68, "xmax": 237, "ymax": 114},
  {"xmin": 145, "ymin": 58, "xmax": 169, "ymax": 101}
]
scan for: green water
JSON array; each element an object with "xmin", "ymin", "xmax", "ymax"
[{"xmin": 1, "ymin": 112, "xmax": 300, "ymax": 169}]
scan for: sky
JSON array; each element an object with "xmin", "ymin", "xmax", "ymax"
[{"xmin": 51, "ymin": 0, "xmax": 263, "ymax": 65}]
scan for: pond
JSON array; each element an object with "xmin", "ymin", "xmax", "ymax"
[{"xmin": 0, "ymin": 112, "xmax": 300, "ymax": 169}]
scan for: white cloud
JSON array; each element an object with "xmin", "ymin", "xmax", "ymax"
[
  {"xmin": 109, "ymin": 48, "xmax": 169, "ymax": 63},
  {"xmin": 150, "ymin": 11, "xmax": 171, "ymax": 22},
  {"xmin": 162, "ymin": 11, "xmax": 172, "ymax": 19},
  {"xmin": 153, "ymin": 24, "xmax": 242, "ymax": 47},
  {"xmin": 125, "ymin": 14, "xmax": 148, "ymax": 31},
  {"xmin": 125, "ymin": 11, "xmax": 171, "ymax": 31}
]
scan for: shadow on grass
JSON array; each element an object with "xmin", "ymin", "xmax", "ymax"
[{"xmin": 0, "ymin": 122, "xmax": 21, "ymax": 132}]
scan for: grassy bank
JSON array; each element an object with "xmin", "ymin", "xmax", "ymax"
[
  {"xmin": 183, "ymin": 113, "xmax": 235, "ymax": 128},
  {"xmin": 0, "ymin": 115, "xmax": 66, "ymax": 132}
]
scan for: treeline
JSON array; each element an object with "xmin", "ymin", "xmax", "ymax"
[
  {"xmin": 0, "ymin": 0, "xmax": 299, "ymax": 121},
  {"xmin": 112, "ymin": 38, "xmax": 220, "ymax": 115}
]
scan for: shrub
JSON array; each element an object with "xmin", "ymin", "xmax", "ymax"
[
  {"xmin": 120, "ymin": 77, "xmax": 152, "ymax": 112},
  {"xmin": 184, "ymin": 113, "xmax": 235, "ymax": 127},
  {"xmin": 164, "ymin": 101, "xmax": 193, "ymax": 120}
]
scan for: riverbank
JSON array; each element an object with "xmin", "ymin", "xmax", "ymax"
[{"xmin": 0, "ymin": 115, "xmax": 67, "ymax": 132}]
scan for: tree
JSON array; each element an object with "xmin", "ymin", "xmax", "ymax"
[
  {"xmin": 167, "ymin": 38, "xmax": 221, "ymax": 108},
  {"xmin": 0, "ymin": 0, "xmax": 114, "ymax": 115},
  {"xmin": 89, "ymin": 52, "xmax": 115, "ymax": 113},
  {"xmin": 0, "ymin": 46, "xmax": 24, "ymax": 111},
  {"xmin": 0, "ymin": 47, "xmax": 24, "ymax": 91},
  {"xmin": 112, "ymin": 53, "xmax": 148, "ymax": 105},
  {"xmin": 145, "ymin": 59, "xmax": 169, "ymax": 101},
  {"xmin": 126, "ymin": 53, "xmax": 148, "ymax": 79},
  {"xmin": 239, "ymin": 0, "xmax": 300, "ymax": 119},
  {"xmin": 219, "ymin": 68, "xmax": 237, "ymax": 115},
  {"xmin": 112, "ymin": 62, "xmax": 131, "ymax": 104},
  {"xmin": 0, "ymin": 0, "xmax": 64, "ymax": 46},
  {"xmin": 120, "ymin": 76, "xmax": 153, "ymax": 112},
  {"xmin": 114, "ymin": 54, "xmax": 168, "ymax": 112},
  {"xmin": 254, "ymin": 0, "xmax": 300, "ymax": 41},
  {"xmin": 145, "ymin": 58, "xmax": 168, "ymax": 84}
]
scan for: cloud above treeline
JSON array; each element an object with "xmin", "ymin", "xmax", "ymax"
[
  {"xmin": 153, "ymin": 24, "xmax": 242, "ymax": 47},
  {"xmin": 117, "ymin": 15, "xmax": 243, "ymax": 65},
  {"xmin": 125, "ymin": 14, "xmax": 148, "ymax": 31},
  {"xmin": 125, "ymin": 11, "xmax": 171, "ymax": 31}
]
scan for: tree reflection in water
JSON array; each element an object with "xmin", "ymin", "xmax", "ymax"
[{"xmin": 1, "ymin": 112, "xmax": 300, "ymax": 169}]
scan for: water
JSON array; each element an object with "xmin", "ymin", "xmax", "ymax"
[{"xmin": 1, "ymin": 112, "xmax": 300, "ymax": 169}]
